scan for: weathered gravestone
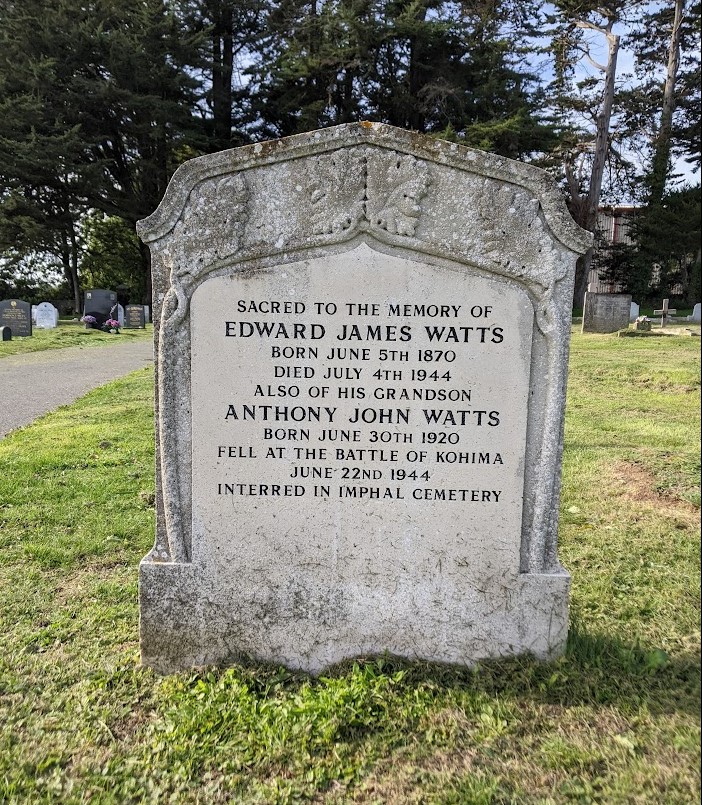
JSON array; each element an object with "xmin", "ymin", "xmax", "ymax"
[
  {"xmin": 137, "ymin": 123, "xmax": 592, "ymax": 674},
  {"xmin": 0, "ymin": 299, "xmax": 32, "ymax": 337},
  {"xmin": 124, "ymin": 304, "xmax": 146, "ymax": 329},
  {"xmin": 35, "ymin": 302, "xmax": 58, "ymax": 329},
  {"xmin": 629, "ymin": 302, "xmax": 640, "ymax": 322},
  {"xmin": 582, "ymin": 292, "xmax": 632, "ymax": 333},
  {"xmin": 84, "ymin": 289, "xmax": 118, "ymax": 327},
  {"xmin": 689, "ymin": 303, "xmax": 700, "ymax": 324},
  {"xmin": 0, "ymin": 326, "xmax": 11, "ymax": 341}
]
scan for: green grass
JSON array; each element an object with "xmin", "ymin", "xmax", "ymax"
[
  {"xmin": 0, "ymin": 332, "xmax": 699, "ymax": 803},
  {"xmin": 0, "ymin": 320, "xmax": 153, "ymax": 358}
]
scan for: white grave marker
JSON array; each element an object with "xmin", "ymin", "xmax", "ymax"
[{"xmin": 35, "ymin": 302, "xmax": 58, "ymax": 329}]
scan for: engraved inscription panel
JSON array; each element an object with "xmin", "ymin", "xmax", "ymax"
[{"xmin": 190, "ymin": 244, "xmax": 532, "ymax": 601}]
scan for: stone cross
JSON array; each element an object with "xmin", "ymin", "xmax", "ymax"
[{"xmin": 654, "ymin": 298, "xmax": 676, "ymax": 327}]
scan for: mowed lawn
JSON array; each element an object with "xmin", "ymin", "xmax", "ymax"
[
  {"xmin": 0, "ymin": 321, "xmax": 153, "ymax": 358},
  {"xmin": 0, "ymin": 330, "xmax": 699, "ymax": 804}
]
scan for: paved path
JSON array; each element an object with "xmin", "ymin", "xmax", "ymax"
[{"xmin": 0, "ymin": 340, "xmax": 154, "ymax": 439}]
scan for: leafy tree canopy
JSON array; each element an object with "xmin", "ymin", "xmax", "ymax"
[{"xmin": 0, "ymin": 0, "xmax": 699, "ymax": 307}]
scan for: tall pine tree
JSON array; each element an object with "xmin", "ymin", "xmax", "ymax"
[
  {"xmin": 242, "ymin": 1, "xmax": 556, "ymax": 159},
  {"xmin": 0, "ymin": 0, "xmax": 203, "ymax": 305}
]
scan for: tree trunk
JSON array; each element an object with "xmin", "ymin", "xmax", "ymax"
[
  {"xmin": 585, "ymin": 30, "xmax": 619, "ymax": 230},
  {"xmin": 688, "ymin": 246, "xmax": 701, "ymax": 304},
  {"xmin": 406, "ymin": 3, "xmax": 429, "ymax": 131},
  {"xmin": 573, "ymin": 249, "xmax": 595, "ymax": 311},
  {"xmin": 571, "ymin": 27, "xmax": 620, "ymax": 310},
  {"xmin": 212, "ymin": 4, "xmax": 234, "ymax": 148},
  {"xmin": 305, "ymin": 1, "xmax": 320, "ymax": 129},
  {"xmin": 648, "ymin": 0, "xmax": 685, "ymax": 206},
  {"xmin": 68, "ymin": 220, "xmax": 81, "ymax": 314},
  {"xmin": 59, "ymin": 226, "xmax": 81, "ymax": 314},
  {"xmin": 339, "ymin": 67, "xmax": 354, "ymax": 122},
  {"xmin": 139, "ymin": 238, "xmax": 152, "ymax": 308}
]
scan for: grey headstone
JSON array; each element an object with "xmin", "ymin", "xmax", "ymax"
[
  {"xmin": 629, "ymin": 301, "xmax": 640, "ymax": 322},
  {"xmin": 0, "ymin": 326, "xmax": 11, "ymax": 341},
  {"xmin": 582, "ymin": 293, "xmax": 632, "ymax": 333},
  {"xmin": 136, "ymin": 123, "xmax": 592, "ymax": 675},
  {"xmin": 144, "ymin": 305, "xmax": 150, "ymax": 323},
  {"xmin": 0, "ymin": 299, "xmax": 32, "ymax": 337},
  {"xmin": 690, "ymin": 303, "xmax": 701, "ymax": 324}
]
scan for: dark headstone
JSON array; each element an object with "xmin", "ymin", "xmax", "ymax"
[
  {"xmin": 124, "ymin": 304, "xmax": 146, "ymax": 329},
  {"xmin": 1, "ymin": 326, "xmax": 11, "ymax": 341},
  {"xmin": 84, "ymin": 289, "xmax": 118, "ymax": 328},
  {"xmin": 582, "ymin": 292, "xmax": 632, "ymax": 333},
  {"xmin": 0, "ymin": 299, "xmax": 32, "ymax": 337}
]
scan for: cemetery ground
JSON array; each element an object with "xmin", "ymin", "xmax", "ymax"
[
  {"xmin": 0, "ymin": 330, "xmax": 699, "ymax": 804},
  {"xmin": 0, "ymin": 320, "xmax": 153, "ymax": 359}
]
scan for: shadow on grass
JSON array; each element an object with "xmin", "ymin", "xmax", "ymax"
[{"xmin": 198, "ymin": 622, "xmax": 700, "ymax": 721}]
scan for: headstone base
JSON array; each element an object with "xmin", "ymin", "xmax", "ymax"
[{"xmin": 139, "ymin": 560, "xmax": 570, "ymax": 674}]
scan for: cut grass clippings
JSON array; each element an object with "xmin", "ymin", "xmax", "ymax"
[
  {"xmin": 0, "ymin": 330, "xmax": 699, "ymax": 803},
  {"xmin": 0, "ymin": 320, "xmax": 153, "ymax": 358}
]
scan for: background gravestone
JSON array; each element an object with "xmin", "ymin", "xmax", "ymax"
[
  {"xmin": 124, "ymin": 304, "xmax": 146, "ymax": 329},
  {"xmin": 0, "ymin": 326, "xmax": 11, "ymax": 341},
  {"xmin": 35, "ymin": 302, "xmax": 58, "ymax": 329},
  {"xmin": 0, "ymin": 299, "xmax": 32, "ymax": 337},
  {"xmin": 84, "ymin": 289, "xmax": 117, "ymax": 328},
  {"xmin": 690, "ymin": 303, "xmax": 701, "ymax": 324},
  {"xmin": 582, "ymin": 292, "xmax": 632, "ymax": 333},
  {"xmin": 629, "ymin": 301, "xmax": 640, "ymax": 322},
  {"xmin": 137, "ymin": 123, "xmax": 592, "ymax": 674}
]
